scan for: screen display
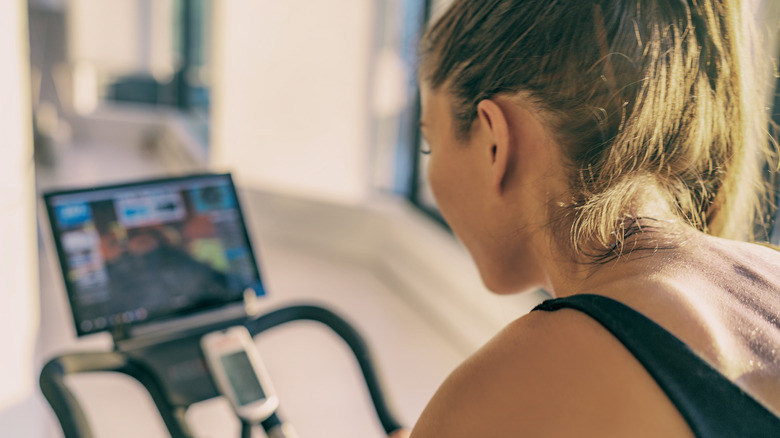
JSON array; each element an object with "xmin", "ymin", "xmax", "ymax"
[
  {"xmin": 44, "ymin": 174, "xmax": 265, "ymax": 336},
  {"xmin": 220, "ymin": 350, "xmax": 266, "ymax": 406}
]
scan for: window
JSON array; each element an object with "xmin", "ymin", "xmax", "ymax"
[
  {"xmin": 386, "ymin": 0, "xmax": 450, "ymax": 225},
  {"xmin": 106, "ymin": 0, "xmax": 211, "ymax": 142},
  {"xmin": 64, "ymin": 0, "xmax": 211, "ymax": 147}
]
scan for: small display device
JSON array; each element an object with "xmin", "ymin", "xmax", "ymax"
[
  {"xmin": 201, "ymin": 326, "xmax": 279, "ymax": 422},
  {"xmin": 43, "ymin": 173, "xmax": 266, "ymax": 337}
]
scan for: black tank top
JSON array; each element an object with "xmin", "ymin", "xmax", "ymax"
[{"xmin": 533, "ymin": 294, "xmax": 780, "ymax": 437}]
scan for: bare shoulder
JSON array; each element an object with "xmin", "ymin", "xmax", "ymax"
[{"xmin": 410, "ymin": 307, "xmax": 693, "ymax": 438}]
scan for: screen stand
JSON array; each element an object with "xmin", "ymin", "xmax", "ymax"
[{"xmin": 112, "ymin": 314, "xmax": 250, "ymax": 407}]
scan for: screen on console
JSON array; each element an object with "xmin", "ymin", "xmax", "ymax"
[{"xmin": 44, "ymin": 174, "xmax": 265, "ymax": 337}]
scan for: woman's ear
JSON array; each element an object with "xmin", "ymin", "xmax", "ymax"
[{"xmin": 476, "ymin": 99, "xmax": 513, "ymax": 195}]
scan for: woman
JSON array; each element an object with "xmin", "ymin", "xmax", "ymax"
[{"xmin": 395, "ymin": 0, "xmax": 780, "ymax": 436}]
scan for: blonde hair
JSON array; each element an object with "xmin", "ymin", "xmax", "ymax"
[{"xmin": 420, "ymin": 0, "xmax": 777, "ymax": 257}]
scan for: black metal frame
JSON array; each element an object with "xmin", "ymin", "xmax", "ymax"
[{"xmin": 40, "ymin": 304, "xmax": 404, "ymax": 438}]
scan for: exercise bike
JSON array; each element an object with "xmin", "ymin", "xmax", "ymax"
[
  {"xmin": 39, "ymin": 174, "xmax": 405, "ymax": 437},
  {"xmin": 40, "ymin": 303, "xmax": 405, "ymax": 438}
]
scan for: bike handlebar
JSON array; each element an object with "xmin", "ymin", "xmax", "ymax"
[{"xmin": 243, "ymin": 304, "xmax": 404, "ymax": 435}]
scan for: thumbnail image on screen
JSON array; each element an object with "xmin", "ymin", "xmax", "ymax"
[{"xmin": 45, "ymin": 174, "xmax": 265, "ymax": 336}]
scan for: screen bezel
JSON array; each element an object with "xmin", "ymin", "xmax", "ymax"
[{"xmin": 43, "ymin": 172, "xmax": 265, "ymax": 337}]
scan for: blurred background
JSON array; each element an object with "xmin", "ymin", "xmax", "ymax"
[{"xmin": 1, "ymin": 0, "xmax": 779, "ymax": 436}]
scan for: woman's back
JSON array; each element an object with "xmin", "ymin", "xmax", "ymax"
[
  {"xmin": 602, "ymin": 233, "xmax": 780, "ymax": 414},
  {"xmin": 411, "ymin": 232, "xmax": 780, "ymax": 437}
]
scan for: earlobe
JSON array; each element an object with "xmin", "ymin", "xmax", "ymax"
[{"xmin": 476, "ymin": 99, "xmax": 513, "ymax": 195}]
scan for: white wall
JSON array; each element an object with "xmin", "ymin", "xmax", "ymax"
[
  {"xmin": 67, "ymin": 0, "xmax": 175, "ymax": 77},
  {"xmin": 210, "ymin": 1, "xmax": 375, "ymax": 203},
  {"xmin": 0, "ymin": 0, "xmax": 39, "ymax": 411}
]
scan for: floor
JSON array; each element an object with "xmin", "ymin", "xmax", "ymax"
[{"xmin": 28, "ymin": 137, "xmax": 466, "ymax": 438}]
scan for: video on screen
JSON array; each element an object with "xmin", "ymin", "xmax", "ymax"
[{"xmin": 48, "ymin": 176, "xmax": 263, "ymax": 335}]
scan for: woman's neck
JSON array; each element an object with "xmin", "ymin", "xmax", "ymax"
[{"xmin": 541, "ymin": 217, "xmax": 695, "ymax": 298}]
